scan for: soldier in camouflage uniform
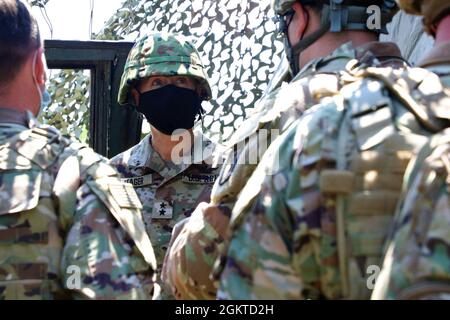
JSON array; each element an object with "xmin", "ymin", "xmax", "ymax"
[
  {"xmin": 372, "ymin": 0, "xmax": 450, "ymax": 300},
  {"xmin": 0, "ymin": 0, "xmax": 156, "ymax": 299},
  {"xmin": 215, "ymin": 1, "xmax": 450, "ymax": 299},
  {"xmin": 109, "ymin": 32, "xmax": 223, "ymax": 299},
  {"xmin": 162, "ymin": 0, "xmax": 406, "ymax": 300}
]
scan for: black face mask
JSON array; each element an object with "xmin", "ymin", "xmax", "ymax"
[{"xmin": 136, "ymin": 85, "xmax": 204, "ymax": 135}]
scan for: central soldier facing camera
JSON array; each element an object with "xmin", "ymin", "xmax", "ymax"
[
  {"xmin": 109, "ymin": 32, "xmax": 223, "ymax": 299},
  {"xmin": 162, "ymin": 0, "xmax": 412, "ymax": 299}
]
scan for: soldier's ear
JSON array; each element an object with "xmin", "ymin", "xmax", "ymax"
[
  {"xmin": 290, "ymin": 2, "xmax": 309, "ymax": 45},
  {"xmin": 33, "ymin": 48, "xmax": 46, "ymax": 86}
]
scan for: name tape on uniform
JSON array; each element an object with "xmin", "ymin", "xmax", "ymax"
[
  {"xmin": 182, "ymin": 173, "xmax": 217, "ymax": 184},
  {"xmin": 121, "ymin": 174, "xmax": 153, "ymax": 187}
]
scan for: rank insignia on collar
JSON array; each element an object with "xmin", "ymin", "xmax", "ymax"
[{"xmin": 152, "ymin": 200, "xmax": 173, "ymax": 219}]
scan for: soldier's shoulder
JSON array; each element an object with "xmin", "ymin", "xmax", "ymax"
[
  {"xmin": 415, "ymin": 129, "xmax": 450, "ymax": 180},
  {"xmin": 1, "ymin": 124, "xmax": 85, "ymax": 170},
  {"xmin": 109, "ymin": 136, "xmax": 150, "ymax": 170}
]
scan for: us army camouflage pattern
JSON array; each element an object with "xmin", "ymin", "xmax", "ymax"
[
  {"xmin": 118, "ymin": 31, "xmax": 212, "ymax": 105},
  {"xmin": 216, "ymin": 60, "xmax": 450, "ymax": 299},
  {"xmin": 109, "ymin": 131, "xmax": 221, "ymax": 299},
  {"xmin": 372, "ymin": 41, "xmax": 450, "ymax": 300},
  {"xmin": 0, "ymin": 109, "xmax": 156, "ymax": 300},
  {"xmin": 372, "ymin": 130, "xmax": 450, "ymax": 299},
  {"xmin": 163, "ymin": 41, "xmax": 407, "ymax": 300}
]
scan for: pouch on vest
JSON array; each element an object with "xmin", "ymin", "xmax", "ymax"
[{"xmin": 0, "ymin": 170, "xmax": 42, "ymax": 216}]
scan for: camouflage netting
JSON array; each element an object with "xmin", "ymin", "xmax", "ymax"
[
  {"xmin": 29, "ymin": 0, "xmax": 49, "ymax": 7},
  {"xmin": 36, "ymin": 0, "xmax": 434, "ymax": 145},
  {"xmin": 39, "ymin": 0, "xmax": 284, "ymax": 144},
  {"xmin": 41, "ymin": 70, "xmax": 91, "ymax": 143}
]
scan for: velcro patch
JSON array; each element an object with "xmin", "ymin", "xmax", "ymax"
[
  {"xmin": 109, "ymin": 182, "xmax": 143, "ymax": 209},
  {"xmin": 152, "ymin": 200, "xmax": 173, "ymax": 219}
]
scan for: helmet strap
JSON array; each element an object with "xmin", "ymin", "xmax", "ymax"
[
  {"xmin": 285, "ymin": 6, "xmax": 330, "ymax": 75},
  {"xmin": 285, "ymin": 0, "xmax": 395, "ymax": 76}
]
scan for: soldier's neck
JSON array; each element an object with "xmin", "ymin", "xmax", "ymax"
[
  {"xmin": 0, "ymin": 95, "xmax": 33, "ymax": 115},
  {"xmin": 435, "ymin": 15, "xmax": 450, "ymax": 46},
  {"xmin": 0, "ymin": 66, "xmax": 40, "ymax": 115},
  {"xmin": 150, "ymin": 127, "xmax": 195, "ymax": 162}
]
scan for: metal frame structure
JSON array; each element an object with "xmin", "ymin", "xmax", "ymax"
[{"xmin": 44, "ymin": 39, "xmax": 142, "ymax": 158}]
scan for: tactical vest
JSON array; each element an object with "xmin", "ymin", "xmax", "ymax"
[
  {"xmin": 0, "ymin": 126, "xmax": 156, "ymax": 299},
  {"xmin": 319, "ymin": 67, "xmax": 449, "ymax": 299},
  {"xmin": 390, "ymin": 129, "xmax": 450, "ymax": 299}
]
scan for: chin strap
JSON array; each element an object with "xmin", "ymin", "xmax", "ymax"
[
  {"xmin": 286, "ymin": 0, "xmax": 397, "ymax": 75},
  {"xmin": 285, "ymin": 12, "xmax": 331, "ymax": 75}
]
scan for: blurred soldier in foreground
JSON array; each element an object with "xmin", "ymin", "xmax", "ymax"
[
  {"xmin": 216, "ymin": 2, "xmax": 450, "ymax": 299},
  {"xmin": 163, "ymin": 0, "xmax": 406, "ymax": 299},
  {"xmin": 110, "ymin": 32, "xmax": 222, "ymax": 299},
  {"xmin": 0, "ymin": 0, "xmax": 156, "ymax": 299},
  {"xmin": 372, "ymin": 0, "xmax": 450, "ymax": 300}
]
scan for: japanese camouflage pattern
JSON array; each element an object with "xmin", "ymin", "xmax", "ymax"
[
  {"xmin": 216, "ymin": 62, "xmax": 449, "ymax": 299},
  {"xmin": 395, "ymin": 0, "xmax": 450, "ymax": 34},
  {"xmin": 109, "ymin": 131, "xmax": 222, "ymax": 299},
  {"xmin": 162, "ymin": 42, "xmax": 407, "ymax": 300},
  {"xmin": 0, "ymin": 118, "xmax": 156, "ymax": 300},
  {"xmin": 372, "ymin": 59, "xmax": 450, "ymax": 300},
  {"xmin": 118, "ymin": 32, "xmax": 212, "ymax": 105}
]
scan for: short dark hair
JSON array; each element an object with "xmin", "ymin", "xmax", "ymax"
[{"xmin": 0, "ymin": 0, "xmax": 41, "ymax": 85}]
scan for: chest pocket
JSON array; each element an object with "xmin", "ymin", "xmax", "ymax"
[{"xmin": 0, "ymin": 169, "xmax": 42, "ymax": 215}]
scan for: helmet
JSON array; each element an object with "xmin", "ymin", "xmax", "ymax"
[
  {"xmin": 395, "ymin": 0, "xmax": 450, "ymax": 34},
  {"xmin": 271, "ymin": 0, "xmax": 398, "ymax": 75},
  {"xmin": 272, "ymin": 0, "xmax": 397, "ymax": 17},
  {"xmin": 118, "ymin": 32, "xmax": 212, "ymax": 106}
]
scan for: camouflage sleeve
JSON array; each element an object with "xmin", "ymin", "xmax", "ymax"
[
  {"xmin": 60, "ymin": 180, "xmax": 156, "ymax": 300},
  {"xmin": 160, "ymin": 118, "xmax": 273, "ymax": 300},
  {"xmin": 372, "ymin": 134, "xmax": 450, "ymax": 300},
  {"xmin": 161, "ymin": 202, "xmax": 231, "ymax": 300},
  {"xmin": 218, "ymin": 103, "xmax": 343, "ymax": 300},
  {"xmin": 55, "ymin": 150, "xmax": 156, "ymax": 300}
]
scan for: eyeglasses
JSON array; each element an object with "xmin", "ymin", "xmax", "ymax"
[{"xmin": 276, "ymin": 9, "xmax": 295, "ymax": 36}]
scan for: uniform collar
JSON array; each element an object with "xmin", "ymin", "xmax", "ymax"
[
  {"xmin": 125, "ymin": 130, "xmax": 219, "ymax": 179},
  {"xmin": 0, "ymin": 108, "xmax": 37, "ymax": 129},
  {"xmin": 291, "ymin": 41, "xmax": 405, "ymax": 82}
]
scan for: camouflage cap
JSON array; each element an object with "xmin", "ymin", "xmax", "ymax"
[
  {"xmin": 118, "ymin": 32, "xmax": 212, "ymax": 105},
  {"xmin": 396, "ymin": 0, "xmax": 450, "ymax": 34}
]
